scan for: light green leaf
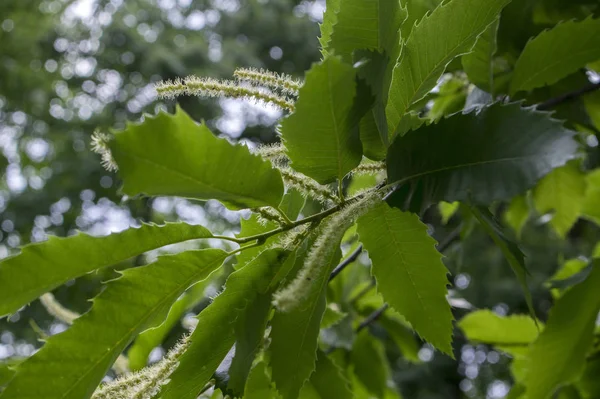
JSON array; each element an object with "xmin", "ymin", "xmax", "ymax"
[
  {"xmin": 351, "ymin": 330, "xmax": 390, "ymax": 398},
  {"xmin": 309, "ymin": 351, "xmax": 352, "ymax": 399},
  {"xmin": 0, "ymin": 249, "xmax": 227, "ymax": 399},
  {"xmin": 533, "ymin": 161, "xmax": 587, "ymax": 238},
  {"xmin": 386, "ymin": 0, "xmax": 510, "ymax": 138},
  {"xmin": 161, "ymin": 249, "xmax": 288, "ymax": 399},
  {"xmin": 244, "ymin": 361, "xmax": 281, "ymax": 399},
  {"xmin": 109, "ymin": 107, "xmax": 283, "ymax": 209},
  {"xmin": 510, "ymin": 17, "xmax": 600, "ymax": 94},
  {"xmin": 462, "ymin": 19, "xmax": 499, "ymax": 93},
  {"xmin": 582, "ymin": 169, "xmax": 600, "ymax": 226},
  {"xmin": 319, "ymin": 0, "xmax": 341, "ymax": 57},
  {"xmin": 329, "ymin": 0, "xmax": 406, "ymax": 63},
  {"xmin": 270, "ymin": 246, "xmax": 342, "ymax": 398},
  {"xmin": 321, "ymin": 304, "xmax": 347, "ymax": 329},
  {"xmin": 584, "ymin": 90, "xmax": 600, "ymax": 131},
  {"xmin": 128, "ymin": 278, "xmax": 212, "ymax": 370},
  {"xmin": 439, "ymin": 201, "xmax": 459, "ymax": 225},
  {"xmin": 281, "ymin": 56, "xmax": 362, "ymax": 184},
  {"xmin": 357, "ymin": 202, "xmax": 453, "ymax": 355},
  {"xmin": 427, "ymin": 77, "xmax": 468, "ymax": 122},
  {"xmin": 505, "ymin": 195, "xmax": 529, "ymax": 238},
  {"xmin": 526, "ymin": 261, "xmax": 600, "ymax": 399},
  {"xmin": 0, "ymin": 222, "xmax": 213, "ymax": 318},
  {"xmin": 386, "ymin": 103, "xmax": 578, "ymax": 213},
  {"xmin": 467, "ymin": 205, "xmax": 537, "ymax": 321},
  {"xmin": 459, "ymin": 310, "xmax": 538, "ymax": 345}
]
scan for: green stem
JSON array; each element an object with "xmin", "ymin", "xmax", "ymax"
[{"xmin": 275, "ymin": 206, "xmax": 294, "ymax": 225}]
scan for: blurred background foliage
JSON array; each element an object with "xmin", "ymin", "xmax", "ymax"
[{"xmin": 1, "ymin": 0, "xmax": 600, "ymax": 398}]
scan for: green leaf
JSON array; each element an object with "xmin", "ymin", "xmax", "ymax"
[
  {"xmin": 319, "ymin": 0, "xmax": 341, "ymax": 57},
  {"xmin": 321, "ymin": 304, "xmax": 347, "ymax": 329},
  {"xmin": 281, "ymin": 57, "xmax": 362, "ymax": 184},
  {"xmin": 270, "ymin": 246, "xmax": 342, "ymax": 398},
  {"xmin": 510, "ymin": 17, "xmax": 600, "ymax": 94},
  {"xmin": 0, "ymin": 222, "xmax": 213, "ymax": 318},
  {"xmin": 427, "ymin": 77, "xmax": 468, "ymax": 122},
  {"xmin": 309, "ymin": 351, "xmax": 352, "ymax": 399},
  {"xmin": 582, "ymin": 169, "xmax": 600, "ymax": 226},
  {"xmin": 462, "ymin": 19, "xmax": 499, "ymax": 93},
  {"xmin": 526, "ymin": 260, "xmax": 600, "ymax": 399},
  {"xmin": 467, "ymin": 205, "xmax": 537, "ymax": 322},
  {"xmin": 161, "ymin": 249, "xmax": 288, "ymax": 399},
  {"xmin": 504, "ymin": 195, "xmax": 530, "ymax": 238},
  {"xmin": 351, "ymin": 330, "xmax": 389, "ymax": 398},
  {"xmin": 438, "ymin": 201, "xmax": 459, "ymax": 225},
  {"xmin": 128, "ymin": 278, "xmax": 212, "ymax": 370},
  {"xmin": 0, "ymin": 364, "xmax": 15, "ymax": 389},
  {"xmin": 110, "ymin": 107, "xmax": 283, "ymax": 209},
  {"xmin": 459, "ymin": 310, "xmax": 538, "ymax": 345},
  {"xmin": 584, "ymin": 90, "xmax": 600, "ymax": 131},
  {"xmin": 386, "ymin": 103, "xmax": 578, "ymax": 213},
  {"xmin": 244, "ymin": 361, "xmax": 281, "ymax": 399},
  {"xmin": 386, "ymin": 0, "xmax": 511, "ymax": 138},
  {"xmin": 329, "ymin": 0, "xmax": 406, "ymax": 63},
  {"xmin": 533, "ymin": 161, "xmax": 587, "ymax": 238},
  {"xmin": 0, "ymin": 249, "xmax": 227, "ymax": 399},
  {"xmin": 227, "ymin": 290, "xmax": 272, "ymax": 395},
  {"xmin": 378, "ymin": 313, "xmax": 421, "ymax": 363},
  {"xmin": 357, "ymin": 202, "xmax": 453, "ymax": 355},
  {"xmin": 359, "ymin": 106, "xmax": 387, "ymax": 161}
]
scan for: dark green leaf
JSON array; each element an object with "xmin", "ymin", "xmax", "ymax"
[
  {"xmin": 357, "ymin": 202, "xmax": 453, "ymax": 355},
  {"xmin": 110, "ymin": 107, "xmax": 284, "ymax": 209},
  {"xmin": 161, "ymin": 249, "xmax": 288, "ymax": 399},
  {"xmin": 510, "ymin": 17, "xmax": 600, "ymax": 94},
  {"xmin": 526, "ymin": 260, "xmax": 600, "ymax": 399},
  {"xmin": 467, "ymin": 205, "xmax": 537, "ymax": 321},
  {"xmin": 309, "ymin": 351, "xmax": 352, "ymax": 399},
  {"xmin": 0, "ymin": 222, "xmax": 213, "ymax": 318},
  {"xmin": 270, "ymin": 246, "xmax": 342, "ymax": 398},
  {"xmin": 281, "ymin": 57, "xmax": 361, "ymax": 184},
  {"xmin": 0, "ymin": 249, "xmax": 227, "ymax": 399},
  {"xmin": 386, "ymin": 103, "xmax": 578, "ymax": 213},
  {"xmin": 462, "ymin": 19, "xmax": 499, "ymax": 94},
  {"xmin": 386, "ymin": 0, "xmax": 511, "ymax": 139},
  {"xmin": 244, "ymin": 361, "xmax": 280, "ymax": 399}
]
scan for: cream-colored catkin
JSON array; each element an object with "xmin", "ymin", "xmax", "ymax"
[
  {"xmin": 39, "ymin": 293, "xmax": 79, "ymax": 325},
  {"xmin": 273, "ymin": 192, "xmax": 382, "ymax": 312},
  {"xmin": 233, "ymin": 67, "xmax": 302, "ymax": 96},
  {"xmin": 352, "ymin": 161, "xmax": 386, "ymax": 175},
  {"xmin": 91, "ymin": 131, "xmax": 118, "ymax": 172},
  {"xmin": 255, "ymin": 143, "xmax": 288, "ymax": 166},
  {"xmin": 92, "ymin": 334, "xmax": 193, "ymax": 399},
  {"xmin": 155, "ymin": 77, "xmax": 295, "ymax": 112},
  {"xmin": 279, "ymin": 167, "xmax": 339, "ymax": 204}
]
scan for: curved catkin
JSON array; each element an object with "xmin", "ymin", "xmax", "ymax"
[
  {"xmin": 91, "ymin": 131, "xmax": 118, "ymax": 172},
  {"xmin": 233, "ymin": 67, "xmax": 302, "ymax": 96},
  {"xmin": 92, "ymin": 334, "xmax": 193, "ymax": 399},
  {"xmin": 273, "ymin": 192, "xmax": 382, "ymax": 312},
  {"xmin": 279, "ymin": 167, "xmax": 339, "ymax": 203}
]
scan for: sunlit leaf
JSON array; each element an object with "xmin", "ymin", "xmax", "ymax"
[
  {"xmin": 281, "ymin": 57, "xmax": 362, "ymax": 184},
  {"xmin": 386, "ymin": 103, "xmax": 578, "ymax": 213},
  {"xmin": 533, "ymin": 161, "xmax": 587, "ymax": 238},
  {"xmin": 510, "ymin": 17, "xmax": 600, "ymax": 94},
  {"xmin": 0, "ymin": 222, "xmax": 213, "ymax": 318},
  {"xmin": 0, "ymin": 249, "xmax": 227, "ymax": 399},
  {"xmin": 439, "ymin": 201, "xmax": 459, "ymax": 225},
  {"xmin": 386, "ymin": 0, "xmax": 510, "ymax": 138},
  {"xmin": 582, "ymin": 169, "xmax": 600, "ymax": 226},
  {"xmin": 459, "ymin": 310, "xmax": 538, "ymax": 345},
  {"xmin": 357, "ymin": 202, "xmax": 453, "ymax": 355},
  {"xmin": 110, "ymin": 107, "xmax": 284, "ymax": 209}
]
